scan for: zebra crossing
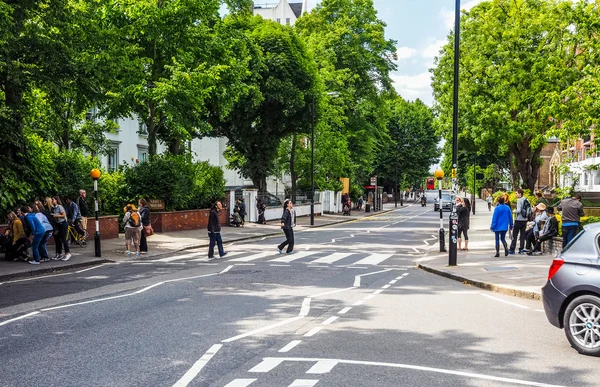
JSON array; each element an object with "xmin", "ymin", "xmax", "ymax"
[{"xmin": 144, "ymin": 248, "xmax": 419, "ymax": 267}]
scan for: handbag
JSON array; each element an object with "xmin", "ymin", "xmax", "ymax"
[{"xmin": 143, "ymin": 224, "xmax": 154, "ymax": 237}]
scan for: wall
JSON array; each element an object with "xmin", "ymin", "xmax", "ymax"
[
  {"xmin": 151, "ymin": 209, "xmax": 229, "ymax": 233},
  {"xmin": 264, "ymin": 203, "xmax": 322, "ymax": 222}
]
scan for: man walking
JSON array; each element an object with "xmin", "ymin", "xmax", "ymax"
[
  {"xmin": 509, "ymin": 189, "xmax": 529, "ymax": 254},
  {"xmin": 207, "ymin": 201, "xmax": 227, "ymax": 260},
  {"xmin": 558, "ymin": 194, "xmax": 584, "ymax": 246},
  {"xmin": 77, "ymin": 190, "xmax": 89, "ymax": 233}
]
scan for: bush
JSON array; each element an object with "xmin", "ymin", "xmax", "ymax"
[
  {"xmin": 53, "ymin": 149, "xmax": 99, "ymax": 200},
  {"xmin": 188, "ymin": 161, "xmax": 226, "ymax": 210},
  {"xmin": 98, "ymin": 171, "xmax": 129, "ymax": 216}
]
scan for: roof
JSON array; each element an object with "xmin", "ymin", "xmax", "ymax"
[{"xmin": 289, "ymin": 2, "xmax": 303, "ymax": 18}]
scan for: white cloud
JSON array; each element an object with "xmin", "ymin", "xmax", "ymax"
[
  {"xmin": 422, "ymin": 39, "xmax": 446, "ymax": 59},
  {"xmin": 440, "ymin": 0, "xmax": 486, "ymax": 28},
  {"xmin": 390, "ymin": 72, "xmax": 434, "ymax": 106},
  {"xmin": 397, "ymin": 46, "xmax": 417, "ymax": 60}
]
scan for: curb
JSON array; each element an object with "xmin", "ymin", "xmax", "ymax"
[
  {"xmin": 417, "ymin": 264, "xmax": 541, "ymax": 301},
  {"xmin": 0, "ymin": 259, "xmax": 114, "ymax": 283}
]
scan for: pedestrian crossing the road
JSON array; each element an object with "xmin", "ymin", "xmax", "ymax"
[{"xmin": 145, "ymin": 248, "xmax": 418, "ymax": 267}]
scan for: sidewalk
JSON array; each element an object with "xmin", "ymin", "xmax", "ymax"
[
  {"xmin": 0, "ymin": 204, "xmax": 400, "ymax": 282},
  {"xmin": 417, "ymin": 199, "xmax": 553, "ymax": 300}
]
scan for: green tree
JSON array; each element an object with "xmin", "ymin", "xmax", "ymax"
[{"xmin": 431, "ymin": 0, "xmax": 581, "ymax": 191}]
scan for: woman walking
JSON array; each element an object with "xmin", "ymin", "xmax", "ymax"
[
  {"xmin": 138, "ymin": 199, "xmax": 150, "ymax": 254},
  {"xmin": 207, "ymin": 201, "xmax": 227, "ymax": 259},
  {"xmin": 457, "ymin": 197, "xmax": 471, "ymax": 251},
  {"xmin": 490, "ymin": 196, "xmax": 513, "ymax": 257},
  {"xmin": 277, "ymin": 199, "xmax": 295, "ymax": 254},
  {"xmin": 51, "ymin": 196, "xmax": 71, "ymax": 261}
]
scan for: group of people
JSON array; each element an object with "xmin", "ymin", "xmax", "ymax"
[
  {"xmin": 490, "ymin": 189, "xmax": 583, "ymax": 257},
  {"xmin": 2, "ymin": 191, "xmax": 90, "ymax": 263},
  {"xmin": 122, "ymin": 199, "xmax": 151, "ymax": 255}
]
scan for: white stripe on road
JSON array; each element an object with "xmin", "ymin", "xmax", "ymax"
[
  {"xmin": 75, "ymin": 264, "xmax": 108, "ymax": 273},
  {"xmin": 306, "ymin": 360, "xmax": 338, "ymax": 374},
  {"xmin": 222, "ymin": 316, "xmax": 304, "ymax": 343},
  {"xmin": 224, "ymin": 379, "xmax": 257, "ymax": 387},
  {"xmin": 258, "ymin": 357, "xmax": 566, "ymax": 387},
  {"xmin": 0, "ymin": 311, "xmax": 40, "ymax": 327},
  {"xmin": 304, "ymin": 327, "xmax": 323, "ymax": 337},
  {"xmin": 322, "ymin": 316, "xmax": 338, "ymax": 325},
  {"xmin": 354, "ymin": 268, "xmax": 393, "ymax": 287},
  {"xmin": 300, "ymin": 298, "xmax": 311, "ymax": 316},
  {"xmin": 230, "ymin": 252, "xmax": 273, "ymax": 262},
  {"xmin": 310, "ymin": 287, "xmax": 356, "ymax": 298},
  {"xmin": 270, "ymin": 251, "xmax": 319, "ymax": 263},
  {"xmin": 480, "ymin": 293, "xmax": 529, "ymax": 309},
  {"xmin": 352, "ymin": 300, "xmax": 364, "ymax": 306},
  {"xmin": 189, "ymin": 251, "xmax": 245, "ymax": 262},
  {"xmin": 311, "ymin": 252, "xmax": 352, "ymax": 264},
  {"xmin": 288, "ymin": 380, "xmax": 319, "ymax": 387},
  {"xmin": 152, "ymin": 252, "xmax": 200, "ymax": 263},
  {"xmin": 279, "ymin": 340, "xmax": 302, "ymax": 353},
  {"xmin": 172, "ymin": 344, "xmax": 222, "ymax": 387},
  {"xmin": 249, "ymin": 358, "xmax": 285, "ymax": 373},
  {"xmin": 353, "ymin": 253, "xmax": 393, "ymax": 266},
  {"xmin": 338, "ymin": 307, "xmax": 352, "ymax": 314}
]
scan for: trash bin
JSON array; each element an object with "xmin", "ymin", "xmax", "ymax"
[{"xmin": 365, "ymin": 203, "xmax": 371, "ymax": 213}]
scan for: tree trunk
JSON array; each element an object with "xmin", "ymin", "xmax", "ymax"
[
  {"xmin": 290, "ymin": 135, "xmax": 297, "ymax": 203},
  {"xmin": 3, "ymin": 81, "xmax": 25, "ymax": 164},
  {"xmin": 147, "ymin": 102, "xmax": 157, "ymax": 157},
  {"xmin": 510, "ymin": 141, "xmax": 542, "ymax": 192}
]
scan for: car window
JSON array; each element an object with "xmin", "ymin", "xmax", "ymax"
[
  {"xmin": 561, "ymin": 230, "xmax": 585, "ymax": 254},
  {"xmin": 442, "ymin": 194, "xmax": 452, "ymax": 201}
]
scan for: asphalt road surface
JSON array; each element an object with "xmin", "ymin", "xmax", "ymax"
[{"xmin": 0, "ymin": 202, "xmax": 597, "ymax": 387}]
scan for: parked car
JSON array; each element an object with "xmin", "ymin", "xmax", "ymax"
[
  {"xmin": 433, "ymin": 193, "xmax": 452, "ymax": 212},
  {"xmin": 541, "ymin": 223, "xmax": 600, "ymax": 356}
]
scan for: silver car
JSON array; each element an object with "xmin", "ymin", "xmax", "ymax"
[
  {"xmin": 433, "ymin": 193, "xmax": 452, "ymax": 212},
  {"xmin": 542, "ymin": 223, "xmax": 600, "ymax": 356}
]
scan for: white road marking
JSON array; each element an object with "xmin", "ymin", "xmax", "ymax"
[
  {"xmin": 322, "ymin": 316, "xmax": 338, "ymax": 325},
  {"xmin": 331, "ymin": 239, "xmax": 336, "ymax": 243},
  {"xmin": 152, "ymin": 252, "xmax": 200, "ymax": 263},
  {"xmin": 338, "ymin": 307, "xmax": 352, "ymax": 314},
  {"xmin": 0, "ymin": 272, "xmax": 70, "ymax": 284},
  {"xmin": 412, "ymin": 247, "xmax": 420, "ymax": 253},
  {"xmin": 309, "ymin": 265, "xmax": 329, "ymax": 268},
  {"xmin": 222, "ymin": 316, "xmax": 304, "ymax": 343},
  {"xmin": 220, "ymin": 265, "xmax": 234, "ymax": 274},
  {"xmin": 249, "ymin": 358, "xmax": 285, "ymax": 373},
  {"xmin": 363, "ymin": 294, "xmax": 375, "ymax": 300},
  {"xmin": 230, "ymin": 252, "xmax": 273, "ymax": 262},
  {"xmin": 382, "ymin": 284, "xmax": 391, "ymax": 289},
  {"xmin": 353, "ymin": 253, "xmax": 393, "ymax": 266},
  {"xmin": 352, "ymin": 300, "xmax": 364, "ymax": 306},
  {"xmin": 311, "ymin": 252, "xmax": 352, "ymax": 264},
  {"xmin": 288, "ymin": 379, "xmax": 319, "ymax": 387},
  {"xmin": 279, "ymin": 340, "xmax": 302, "ymax": 353},
  {"xmin": 448, "ymin": 290, "xmax": 480, "ymax": 294},
  {"xmin": 83, "ymin": 275, "xmax": 110, "ymax": 280},
  {"xmin": 132, "ymin": 263, "xmax": 154, "ymax": 265},
  {"xmin": 402, "ymin": 273, "xmax": 409, "ymax": 276},
  {"xmin": 300, "ymin": 298, "xmax": 311, "ymax": 316},
  {"xmin": 373, "ymin": 289, "xmax": 383, "ymax": 295},
  {"xmin": 0, "ymin": 311, "xmax": 40, "ymax": 327},
  {"xmin": 310, "ymin": 287, "xmax": 356, "ymax": 298},
  {"xmin": 270, "ymin": 251, "xmax": 319, "ymax": 263},
  {"xmin": 270, "ymin": 264, "xmax": 291, "ymax": 267},
  {"xmin": 165, "ymin": 262, "xmax": 187, "ymax": 265},
  {"xmin": 480, "ymin": 293, "xmax": 529, "ymax": 309},
  {"xmin": 234, "ymin": 263, "xmax": 255, "ymax": 266},
  {"xmin": 306, "ymin": 360, "xmax": 338, "ymax": 374},
  {"xmin": 224, "ymin": 379, "xmax": 257, "ymax": 387},
  {"xmin": 304, "ymin": 327, "xmax": 323, "ymax": 337},
  {"xmin": 389, "ymin": 280, "xmax": 397, "ymax": 284},
  {"xmin": 75, "ymin": 264, "xmax": 107, "ymax": 273},
  {"xmin": 535, "ymin": 309, "xmax": 545, "ymax": 313},
  {"xmin": 172, "ymin": 344, "xmax": 222, "ymax": 387},
  {"xmin": 259, "ymin": 357, "xmax": 566, "ymax": 387},
  {"xmin": 189, "ymin": 251, "xmax": 245, "ymax": 262},
  {"xmin": 354, "ymin": 268, "xmax": 393, "ymax": 287}
]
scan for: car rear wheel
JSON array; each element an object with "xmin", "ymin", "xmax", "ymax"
[{"xmin": 563, "ymin": 295, "xmax": 600, "ymax": 356}]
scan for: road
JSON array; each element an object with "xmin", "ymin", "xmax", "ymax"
[{"xmin": 0, "ymin": 202, "xmax": 597, "ymax": 387}]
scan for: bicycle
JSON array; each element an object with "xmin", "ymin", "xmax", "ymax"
[{"xmin": 67, "ymin": 223, "xmax": 88, "ymax": 247}]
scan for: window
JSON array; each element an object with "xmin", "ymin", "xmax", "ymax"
[
  {"xmin": 286, "ymin": 18, "xmax": 291, "ymax": 25},
  {"xmin": 107, "ymin": 143, "xmax": 119, "ymax": 172},
  {"xmin": 138, "ymin": 121, "xmax": 148, "ymax": 135},
  {"xmin": 584, "ymin": 172, "xmax": 589, "ymax": 186},
  {"xmin": 137, "ymin": 146, "xmax": 148, "ymax": 163},
  {"xmin": 276, "ymin": 18, "xmax": 281, "ymax": 23},
  {"xmin": 85, "ymin": 107, "xmax": 97, "ymax": 121}
]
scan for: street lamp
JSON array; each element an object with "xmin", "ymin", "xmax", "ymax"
[
  {"xmin": 449, "ymin": 0, "xmax": 461, "ymax": 267},
  {"xmin": 310, "ymin": 91, "xmax": 339, "ymax": 226},
  {"xmin": 90, "ymin": 168, "xmax": 102, "ymax": 257},
  {"xmin": 434, "ymin": 169, "xmax": 446, "ymax": 253}
]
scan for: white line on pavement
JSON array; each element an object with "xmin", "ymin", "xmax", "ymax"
[
  {"xmin": 322, "ymin": 316, "xmax": 338, "ymax": 325},
  {"xmin": 363, "ymin": 294, "xmax": 375, "ymax": 300},
  {"xmin": 300, "ymin": 298, "xmax": 311, "ymax": 316},
  {"xmin": 306, "ymin": 360, "xmax": 338, "ymax": 374},
  {"xmin": 220, "ymin": 265, "xmax": 234, "ymax": 274},
  {"xmin": 288, "ymin": 379, "xmax": 319, "ymax": 387},
  {"xmin": 279, "ymin": 340, "xmax": 302, "ymax": 353},
  {"xmin": 480, "ymin": 293, "xmax": 529, "ymax": 309},
  {"xmin": 389, "ymin": 280, "xmax": 397, "ymax": 284},
  {"xmin": 224, "ymin": 379, "xmax": 257, "ymax": 387},
  {"xmin": 270, "ymin": 264, "xmax": 291, "ymax": 267},
  {"xmin": 354, "ymin": 268, "xmax": 393, "ymax": 287},
  {"xmin": 382, "ymin": 284, "xmax": 391, "ymax": 289},
  {"xmin": 75, "ymin": 264, "xmax": 108, "ymax": 273},
  {"xmin": 310, "ymin": 287, "xmax": 356, "ymax": 298},
  {"xmin": 352, "ymin": 300, "xmax": 364, "ymax": 306},
  {"xmin": 0, "ymin": 272, "xmax": 71, "ymax": 285},
  {"xmin": 0, "ymin": 311, "xmax": 40, "ymax": 327},
  {"xmin": 222, "ymin": 316, "xmax": 304, "ymax": 343},
  {"xmin": 338, "ymin": 307, "xmax": 352, "ymax": 314},
  {"xmin": 373, "ymin": 289, "xmax": 383, "ymax": 295},
  {"xmin": 172, "ymin": 344, "xmax": 223, "ymax": 387},
  {"xmin": 249, "ymin": 358, "xmax": 285, "ymax": 373},
  {"xmin": 304, "ymin": 327, "xmax": 323, "ymax": 337}
]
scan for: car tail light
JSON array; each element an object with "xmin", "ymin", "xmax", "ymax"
[{"xmin": 548, "ymin": 258, "xmax": 564, "ymax": 280}]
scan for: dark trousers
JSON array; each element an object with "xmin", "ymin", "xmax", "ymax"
[
  {"xmin": 38, "ymin": 230, "xmax": 52, "ymax": 259},
  {"xmin": 510, "ymin": 220, "xmax": 527, "ymax": 251},
  {"xmin": 488, "ymin": 203, "xmax": 492, "ymax": 211},
  {"xmin": 535, "ymin": 234, "xmax": 553, "ymax": 252},
  {"xmin": 208, "ymin": 232, "xmax": 225, "ymax": 258},
  {"xmin": 524, "ymin": 229, "xmax": 537, "ymax": 250},
  {"xmin": 10, "ymin": 238, "xmax": 29, "ymax": 260},
  {"xmin": 494, "ymin": 231, "xmax": 507, "ymax": 247},
  {"xmin": 278, "ymin": 228, "xmax": 294, "ymax": 253},
  {"xmin": 140, "ymin": 232, "xmax": 148, "ymax": 252},
  {"xmin": 562, "ymin": 225, "xmax": 579, "ymax": 247},
  {"xmin": 56, "ymin": 221, "xmax": 70, "ymax": 254}
]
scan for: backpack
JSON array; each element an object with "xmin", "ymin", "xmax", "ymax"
[
  {"xmin": 520, "ymin": 199, "xmax": 531, "ymax": 219},
  {"xmin": 128, "ymin": 211, "xmax": 140, "ymax": 227}
]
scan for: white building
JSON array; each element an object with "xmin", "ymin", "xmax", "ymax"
[{"xmin": 97, "ymin": 0, "xmax": 308, "ymax": 192}]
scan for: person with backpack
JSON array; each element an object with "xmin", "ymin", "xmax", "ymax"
[
  {"xmin": 123, "ymin": 204, "xmax": 142, "ymax": 255},
  {"xmin": 509, "ymin": 189, "xmax": 530, "ymax": 255}
]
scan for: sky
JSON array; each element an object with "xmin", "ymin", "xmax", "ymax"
[{"xmin": 305, "ymin": 0, "xmax": 486, "ymax": 106}]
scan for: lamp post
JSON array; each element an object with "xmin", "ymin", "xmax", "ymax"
[
  {"xmin": 449, "ymin": 0, "xmax": 461, "ymax": 267},
  {"xmin": 434, "ymin": 169, "xmax": 446, "ymax": 253},
  {"xmin": 472, "ymin": 154, "xmax": 476, "ymax": 215},
  {"xmin": 310, "ymin": 91, "xmax": 339, "ymax": 226},
  {"xmin": 90, "ymin": 168, "xmax": 102, "ymax": 257}
]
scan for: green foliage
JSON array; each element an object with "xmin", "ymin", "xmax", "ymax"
[
  {"xmin": 189, "ymin": 162, "xmax": 226, "ymax": 210},
  {"xmin": 581, "ymin": 216, "xmax": 600, "ymax": 228},
  {"xmin": 98, "ymin": 171, "xmax": 128, "ymax": 216},
  {"xmin": 53, "ymin": 150, "xmax": 99, "ymax": 200}
]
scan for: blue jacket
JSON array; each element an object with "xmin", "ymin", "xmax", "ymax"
[
  {"xmin": 491, "ymin": 204, "xmax": 513, "ymax": 232},
  {"xmin": 25, "ymin": 213, "xmax": 46, "ymax": 236}
]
